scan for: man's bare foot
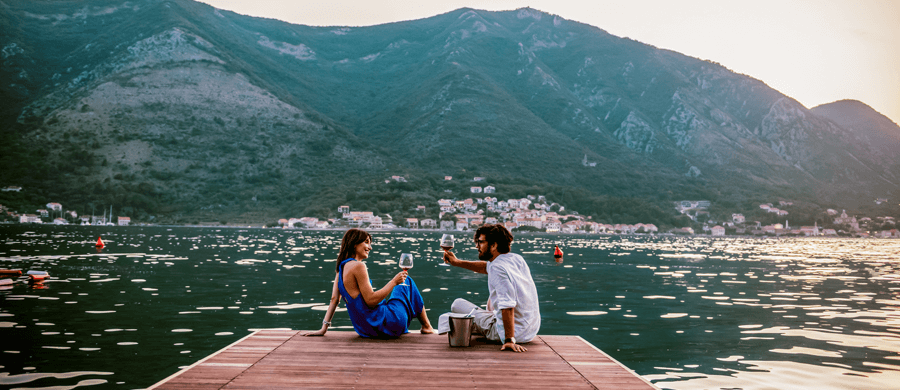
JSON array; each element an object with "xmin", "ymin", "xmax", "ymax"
[{"xmin": 420, "ymin": 327, "xmax": 437, "ymax": 334}]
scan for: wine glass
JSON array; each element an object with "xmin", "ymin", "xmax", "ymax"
[
  {"xmin": 398, "ymin": 253, "xmax": 413, "ymax": 286},
  {"xmin": 440, "ymin": 234, "xmax": 455, "ymax": 250},
  {"xmin": 439, "ymin": 234, "xmax": 454, "ymax": 266}
]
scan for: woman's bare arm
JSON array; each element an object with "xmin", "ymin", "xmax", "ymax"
[
  {"xmin": 349, "ymin": 261, "xmax": 406, "ymax": 308},
  {"xmin": 302, "ymin": 273, "xmax": 341, "ymax": 336}
]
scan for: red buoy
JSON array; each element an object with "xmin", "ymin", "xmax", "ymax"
[
  {"xmin": 554, "ymin": 245, "xmax": 563, "ymax": 258},
  {"xmin": 96, "ymin": 236, "xmax": 105, "ymax": 248}
]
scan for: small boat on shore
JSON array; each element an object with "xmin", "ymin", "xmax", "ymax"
[{"xmin": 0, "ymin": 269, "xmax": 23, "ymax": 278}]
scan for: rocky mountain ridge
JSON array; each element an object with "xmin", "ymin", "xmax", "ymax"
[{"xmin": 1, "ymin": 0, "xmax": 898, "ymax": 223}]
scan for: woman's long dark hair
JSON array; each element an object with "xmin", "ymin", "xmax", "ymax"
[{"xmin": 336, "ymin": 228, "xmax": 372, "ymax": 273}]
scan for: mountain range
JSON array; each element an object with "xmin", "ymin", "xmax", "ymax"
[{"xmin": 1, "ymin": 0, "xmax": 898, "ymax": 224}]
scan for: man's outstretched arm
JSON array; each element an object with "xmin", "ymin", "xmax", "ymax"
[{"xmin": 443, "ymin": 250, "xmax": 488, "ymax": 274}]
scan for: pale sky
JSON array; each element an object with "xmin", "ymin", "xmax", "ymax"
[{"xmin": 198, "ymin": 0, "xmax": 900, "ymax": 126}]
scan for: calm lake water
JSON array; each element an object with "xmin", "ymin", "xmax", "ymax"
[{"xmin": 1, "ymin": 225, "xmax": 899, "ymax": 389}]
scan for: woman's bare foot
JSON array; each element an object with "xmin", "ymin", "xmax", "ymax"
[{"xmin": 418, "ymin": 306, "xmax": 435, "ymax": 333}]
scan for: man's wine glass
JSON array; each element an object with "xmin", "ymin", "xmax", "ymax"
[
  {"xmin": 439, "ymin": 234, "xmax": 454, "ymax": 266},
  {"xmin": 398, "ymin": 253, "xmax": 413, "ymax": 286},
  {"xmin": 440, "ymin": 234, "xmax": 455, "ymax": 251}
]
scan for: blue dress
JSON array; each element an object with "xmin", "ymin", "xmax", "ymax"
[{"xmin": 338, "ymin": 258, "xmax": 425, "ymax": 338}]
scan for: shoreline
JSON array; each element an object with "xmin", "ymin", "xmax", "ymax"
[{"xmin": 0, "ymin": 223, "xmax": 888, "ymax": 239}]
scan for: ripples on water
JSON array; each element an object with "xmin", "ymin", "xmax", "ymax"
[{"xmin": 1, "ymin": 226, "xmax": 898, "ymax": 389}]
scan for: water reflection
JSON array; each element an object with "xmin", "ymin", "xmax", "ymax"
[{"xmin": 1, "ymin": 227, "xmax": 899, "ymax": 389}]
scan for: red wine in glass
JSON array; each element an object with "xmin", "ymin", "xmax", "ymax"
[{"xmin": 398, "ymin": 253, "xmax": 413, "ymax": 285}]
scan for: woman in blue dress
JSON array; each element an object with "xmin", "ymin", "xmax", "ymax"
[{"xmin": 303, "ymin": 228, "xmax": 435, "ymax": 337}]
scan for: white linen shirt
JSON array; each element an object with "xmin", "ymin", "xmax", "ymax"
[{"xmin": 486, "ymin": 252, "xmax": 541, "ymax": 342}]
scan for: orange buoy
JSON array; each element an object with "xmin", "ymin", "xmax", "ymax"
[{"xmin": 96, "ymin": 236, "xmax": 105, "ymax": 248}]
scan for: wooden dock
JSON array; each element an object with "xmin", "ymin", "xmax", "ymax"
[{"xmin": 149, "ymin": 330, "xmax": 659, "ymax": 389}]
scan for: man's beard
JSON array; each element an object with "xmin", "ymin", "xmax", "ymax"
[{"xmin": 478, "ymin": 247, "xmax": 492, "ymax": 260}]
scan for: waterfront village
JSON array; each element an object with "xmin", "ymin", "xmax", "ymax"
[{"xmin": 2, "ymin": 180, "xmax": 898, "ymax": 238}]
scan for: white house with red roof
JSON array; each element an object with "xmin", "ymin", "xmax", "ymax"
[
  {"xmin": 544, "ymin": 220, "xmax": 561, "ymax": 232},
  {"xmin": 19, "ymin": 214, "xmax": 40, "ymax": 223},
  {"xmin": 406, "ymin": 218, "xmax": 419, "ymax": 228},
  {"xmin": 420, "ymin": 219, "xmax": 436, "ymax": 229}
]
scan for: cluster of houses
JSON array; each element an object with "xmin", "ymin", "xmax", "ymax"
[
  {"xmin": 1, "ymin": 197, "xmax": 131, "ymax": 226},
  {"xmin": 822, "ymin": 209, "xmax": 898, "ymax": 238},
  {"xmin": 276, "ymin": 191, "xmax": 897, "ymax": 237},
  {"xmin": 6, "ymin": 182, "xmax": 896, "ymax": 238},
  {"xmin": 678, "ymin": 200, "xmax": 808, "ymax": 236},
  {"xmin": 432, "ymin": 195, "xmax": 659, "ymax": 234},
  {"xmin": 278, "ymin": 191, "xmax": 660, "ymax": 235},
  {"xmin": 687, "ymin": 201, "xmax": 899, "ymax": 238},
  {"xmin": 676, "ymin": 200, "xmax": 791, "ymax": 222},
  {"xmin": 760, "ymin": 201, "xmax": 792, "ymax": 216}
]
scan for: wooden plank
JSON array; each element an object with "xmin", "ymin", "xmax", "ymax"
[
  {"xmin": 150, "ymin": 331, "xmax": 658, "ymax": 389},
  {"xmin": 541, "ymin": 335, "xmax": 658, "ymax": 390},
  {"xmin": 149, "ymin": 330, "xmax": 293, "ymax": 390}
]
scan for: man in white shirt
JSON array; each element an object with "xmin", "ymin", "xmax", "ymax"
[{"xmin": 442, "ymin": 224, "xmax": 541, "ymax": 352}]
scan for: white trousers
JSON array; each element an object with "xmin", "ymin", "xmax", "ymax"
[{"xmin": 437, "ymin": 298, "xmax": 501, "ymax": 341}]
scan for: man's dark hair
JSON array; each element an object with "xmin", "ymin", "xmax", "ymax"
[{"xmin": 474, "ymin": 224, "xmax": 514, "ymax": 254}]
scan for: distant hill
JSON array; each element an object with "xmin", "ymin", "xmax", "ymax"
[
  {"xmin": 1, "ymin": 0, "xmax": 898, "ymax": 224},
  {"xmin": 811, "ymin": 100, "xmax": 900, "ymax": 178}
]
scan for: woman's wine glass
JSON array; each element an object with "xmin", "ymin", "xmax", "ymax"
[{"xmin": 398, "ymin": 253, "xmax": 413, "ymax": 286}]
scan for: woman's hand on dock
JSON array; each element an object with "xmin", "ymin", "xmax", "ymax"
[
  {"xmin": 420, "ymin": 326, "xmax": 436, "ymax": 334},
  {"xmin": 301, "ymin": 327, "xmax": 327, "ymax": 337}
]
